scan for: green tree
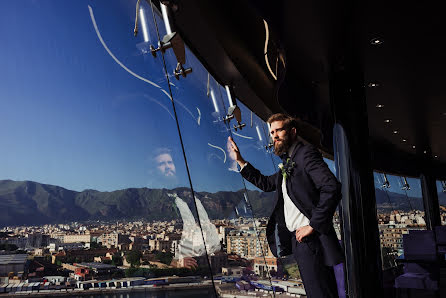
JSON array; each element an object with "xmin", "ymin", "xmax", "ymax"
[
  {"xmin": 90, "ymin": 242, "xmax": 104, "ymax": 249},
  {"xmin": 112, "ymin": 254, "xmax": 123, "ymax": 266},
  {"xmin": 155, "ymin": 251, "xmax": 173, "ymax": 265},
  {"xmin": 125, "ymin": 267, "xmax": 138, "ymax": 277},
  {"xmin": 284, "ymin": 264, "xmax": 301, "ymax": 280},
  {"xmin": 126, "ymin": 250, "xmax": 142, "ymax": 267}
]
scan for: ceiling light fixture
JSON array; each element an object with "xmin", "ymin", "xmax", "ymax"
[
  {"xmin": 384, "ymin": 119, "xmax": 392, "ymax": 123},
  {"xmin": 434, "ymin": 155, "xmax": 438, "ymax": 158},
  {"xmin": 402, "ymin": 139, "xmax": 407, "ymax": 142},
  {"xmin": 393, "ymin": 130, "xmax": 398, "ymax": 134},
  {"xmin": 370, "ymin": 38, "xmax": 384, "ymax": 45},
  {"xmin": 376, "ymin": 104, "xmax": 384, "ymax": 108},
  {"xmin": 368, "ymin": 82, "xmax": 380, "ymax": 88},
  {"xmin": 423, "ymin": 150, "xmax": 427, "ymax": 154},
  {"xmin": 412, "ymin": 145, "xmax": 416, "ymax": 149}
]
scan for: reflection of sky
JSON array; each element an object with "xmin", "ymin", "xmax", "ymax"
[
  {"xmin": 374, "ymin": 172, "xmax": 422, "ymax": 198},
  {"xmin": 0, "ymin": 1, "xmax": 429, "ymax": 200},
  {"xmin": 437, "ymin": 180, "xmax": 445, "ymax": 195},
  {"xmin": 0, "ymin": 1, "xmax": 281, "ymax": 193}
]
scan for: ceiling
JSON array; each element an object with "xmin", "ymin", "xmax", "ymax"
[{"xmin": 165, "ymin": 0, "xmax": 446, "ymax": 179}]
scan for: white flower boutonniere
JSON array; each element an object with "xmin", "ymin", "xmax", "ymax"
[{"xmin": 278, "ymin": 158, "xmax": 296, "ymax": 180}]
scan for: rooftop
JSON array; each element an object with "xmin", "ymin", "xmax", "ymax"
[{"xmin": 0, "ymin": 254, "xmax": 28, "ymax": 265}]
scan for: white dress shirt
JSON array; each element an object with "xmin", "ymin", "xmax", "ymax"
[
  {"xmin": 282, "ymin": 142, "xmax": 310, "ymax": 232},
  {"xmin": 240, "ymin": 142, "xmax": 309, "ymax": 232}
]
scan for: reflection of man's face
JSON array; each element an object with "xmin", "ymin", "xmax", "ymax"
[{"xmin": 156, "ymin": 153, "xmax": 176, "ymax": 177}]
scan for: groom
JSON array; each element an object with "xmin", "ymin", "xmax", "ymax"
[{"xmin": 228, "ymin": 113, "xmax": 343, "ymax": 298}]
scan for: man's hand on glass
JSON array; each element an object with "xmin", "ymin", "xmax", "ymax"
[
  {"xmin": 181, "ymin": 257, "xmax": 198, "ymax": 269},
  {"xmin": 295, "ymin": 225, "xmax": 314, "ymax": 243},
  {"xmin": 227, "ymin": 136, "xmax": 246, "ymax": 167}
]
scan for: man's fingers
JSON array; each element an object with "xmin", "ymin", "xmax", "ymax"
[{"xmin": 227, "ymin": 136, "xmax": 238, "ymax": 151}]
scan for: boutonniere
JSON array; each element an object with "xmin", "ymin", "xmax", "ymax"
[{"xmin": 278, "ymin": 158, "xmax": 296, "ymax": 180}]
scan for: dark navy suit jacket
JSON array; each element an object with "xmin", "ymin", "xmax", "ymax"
[{"xmin": 241, "ymin": 141, "xmax": 344, "ymax": 266}]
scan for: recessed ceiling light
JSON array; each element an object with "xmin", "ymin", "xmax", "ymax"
[
  {"xmin": 434, "ymin": 155, "xmax": 438, "ymax": 158},
  {"xmin": 423, "ymin": 150, "xmax": 427, "ymax": 154},
  {"xmin": 370, "ymin": 38, "xmax": 384, "ymax": 45},
  {"xmin": 402, "ymin": 139, "xmax": 407, "ymax": 142},
  {"xmin": 393, "ymin": 130, "xmax": 398, "ymax": 134},
  {"xmin": 384, "ymin": 119, "xmax": 392, "ymax": 123},
  {"xmin": 412, "ymin": 145, "xmax": 416, "ymax": 149},
  {"xmin": 376, "ymin": 104, "xmax": 384, "ymax": 108},
  {"xmin": 368, "ymin": 82, "xmax": 380, "ymax": 88}
]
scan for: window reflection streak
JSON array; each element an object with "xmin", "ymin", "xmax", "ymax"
[{"xmin": 88, "ymin": 5, "xmax": 160, "ymax": 89}]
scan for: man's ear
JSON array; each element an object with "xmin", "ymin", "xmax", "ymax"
[{"xmin": 291, "ymin": 127, "xmax": 297, "ymax": 138}]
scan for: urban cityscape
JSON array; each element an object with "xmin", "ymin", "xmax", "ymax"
[{"xmin": 0, "ymin": 216, "xmax": 307, "ymax": 296}]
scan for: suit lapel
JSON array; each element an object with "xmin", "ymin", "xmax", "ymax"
[
  {"xmin": 285, "ymin": 141, "xmax": 312, "ymax": 219},
  {"xmin": 290, "ymin": 141, "xmax": 304, "ymax": 160}
]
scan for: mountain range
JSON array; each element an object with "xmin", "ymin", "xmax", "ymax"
[
  {"xmin": 0, "ymin": 179, "xmax": 445, "ymax": 227},
  {"xmin": 0, "ymin": 180, "xmax": 275, "ymax": 227}
]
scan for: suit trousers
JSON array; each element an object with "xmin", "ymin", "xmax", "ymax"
[{"xmin": 292, "ymin": 233, "xmax": 339, "ymax": 298}]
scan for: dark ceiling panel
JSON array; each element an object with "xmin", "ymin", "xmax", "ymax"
[{"xmin": 167, "ymin": 0, "xmax": 446, "ymax": 177}]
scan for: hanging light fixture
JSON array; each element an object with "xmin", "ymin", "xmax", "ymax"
[
  {"xmin": 401, "ymin": 177, "xmax": 410, "ymax": 191},
  {"xmin": 382, "ymin": 173, "xmax": 390, "ymax": 188}
]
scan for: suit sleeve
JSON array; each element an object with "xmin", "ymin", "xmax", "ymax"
[
  {"xmin": 240, "ymin": 163, "xmax": 279, "ymax": 192},
  {"xmin": 304, "ymin": 146, "xmax": 342, "ymax": 235}
]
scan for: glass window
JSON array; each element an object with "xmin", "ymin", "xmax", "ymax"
[
  {"xmin": 374, "ymin": 173, "xmax": 426, "ymax": 269},
  {"xmin": 0, "ymin": 1, "xmax": 213, "ymax": 295},
  {"xmin": 437, "ymin": 180, "xmax": 446, "ymax": 225},
  {"xmin": 148, "ymin": 5, "xmax": 275, "ymax": 295},
  {"xmin": 323, "ymin": 158, "xmax": 342, "ymax": 241}
]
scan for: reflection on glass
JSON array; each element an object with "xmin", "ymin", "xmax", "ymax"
[
  {"xmin": 0, "ymin": 0, "xmax": 315, "ymax": 296},
  {"xmin": 374, "ymin": 173, "xmax": 426, "ymax": 269},
  {"xmin": 154, "ymin": 149, "xmax": 176, "ymax": 177},
  {"xmin": 437, "ymin": 180, "xmax": 446, "ymax": 225},
  {"xmin": 0, "ymin": 1, "xmax": 215, "ymax": 295},
  {"xmin": 168, "ymin": 193, "xmax": 220, "ymax": 269},
  {"xmin": 151, "ymin": 4, "xmax": 275, "ymax": 296},
  {"xmin": 323, "ymin": 158, "xmax": 341, "ymax": 240}
]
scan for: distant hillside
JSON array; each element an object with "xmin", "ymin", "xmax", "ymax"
[
  {"xmin": 0, "ymin": 180, "xmax": 275, "ymax": 227},
  {"xmin": 375, "ymin": 187, "xmax": 446, "ymax": 212},
  {"xmin": 1, "ymin": 179, "xmax": 443, "ymax": 227}
]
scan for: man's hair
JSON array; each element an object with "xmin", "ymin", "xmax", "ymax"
[
  {"xmin": 267, "ymin": 113, "xmax": 298, "ymax": 131},
  {"xmin": 152, "ymin": 147, "xmax": 173, "ymax": 162}
]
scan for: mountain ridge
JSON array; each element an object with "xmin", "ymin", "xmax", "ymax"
[{"xmin": 0, "ymin": 179, "xmax": 445, "ymax": 227}]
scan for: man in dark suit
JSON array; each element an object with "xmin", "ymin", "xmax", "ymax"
[{"xmin": 228, "ymin": 113, "xmax": 344, "ymax": 298}]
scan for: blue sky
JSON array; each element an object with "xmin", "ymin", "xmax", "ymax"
[
  {"xmin": 0, "ymin": 1, "xmax": 282, "ymax": 193},
  {"xmin": 0, "ymin": 1, "xmax": 426, "ymax": 200}
]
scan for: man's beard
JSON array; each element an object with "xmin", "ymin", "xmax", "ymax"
[
  {"xmin": 163, "ymin": 169, "xmax": 176, "ymax": 177},
  {"xmin": 273, "ymin": 133, "xmax": 294, "ymax": 156}
]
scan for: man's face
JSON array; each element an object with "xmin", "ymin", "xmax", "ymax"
[
  {"xmin": 155, "ymin": 153, "xmax": 176, "ymax": 177},
  {"xmin": 270, "ymin": 120, "xmax": 296, "ymax": 156}
]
